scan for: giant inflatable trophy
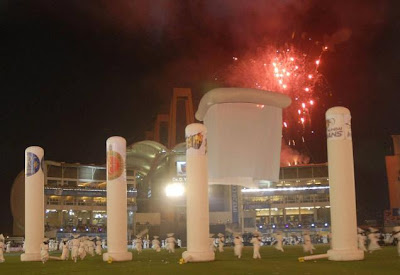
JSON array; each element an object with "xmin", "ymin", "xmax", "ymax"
[
  {"xmin": 21, "ymin": 146, "xmax": 44, "ymax": 261},
  {"xmin": 103, "ymin": 137, "xmax": 132, "ymax": 262},
  {"xmin": 326, "ymin": 107, "xmax": 364, "ymax": 261},
  {"xmin": 196, "ymin": 88, "xmax": 291, "ymax": 187},
  {"xmin": 182, "ymin": 88, "xmax": 291, "ymax": 262}
]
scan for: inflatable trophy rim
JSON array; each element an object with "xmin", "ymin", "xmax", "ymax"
[{"xmin": 195, "ymin": 87, "xmax": 292, "ymax": 120}]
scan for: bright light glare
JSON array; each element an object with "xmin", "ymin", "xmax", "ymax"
[{"xmin": 165, "ymin": 183, "xmax": 185, "ymax": 197}]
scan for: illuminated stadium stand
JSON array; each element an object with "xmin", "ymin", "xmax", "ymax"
[
  {"xmin": 241, "ymin": 164, "xmax": 330, "ymax": 233},
  {"xmin": 133, "ymin": 144, "xmax": 331, "ymax": 238},
  {"xmin": 10, "ymin": 140, "xmax": 167, "ymax": 238},
  {"xmin": 11, "ymin": 141, "xmax": 330, "ymax": 240},
  {"xmin": 11, "ymin": 161, "xmax": 137, "ymax": 238}
]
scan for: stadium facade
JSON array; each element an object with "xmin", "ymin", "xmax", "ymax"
[
  {"xmin": 11, "ymin": 147, "xmax": 330, "ymax": 239},
  {"xmin": 10, "ymin": 88, "xmax": 331, "ymax": 239}
]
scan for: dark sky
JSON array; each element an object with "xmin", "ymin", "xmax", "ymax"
[{"xmin": 1, "ymin": 1, "xmax": 400, "ymax": 234}]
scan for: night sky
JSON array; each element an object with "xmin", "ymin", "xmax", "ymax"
[{"xmin": 1, "ymin": 1, "xmax": 400, "ymax": 235}]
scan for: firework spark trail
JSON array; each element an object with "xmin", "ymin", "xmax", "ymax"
[
  {"xmin": 221, "ymin": 43, "xmax": 331, "ymax": 162},
  {"xmin": 226, "ymin": 45, "xmax": 327, "ymax": 125}
]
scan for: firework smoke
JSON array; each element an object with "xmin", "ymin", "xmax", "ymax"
[{"xmin": 281, "ymin": 143, "xmax": 310, "ymax": 167}]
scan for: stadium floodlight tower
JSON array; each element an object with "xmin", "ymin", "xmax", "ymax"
[{"xmin": 181, "ymin": 88, "xmax": 290, "ymax": 263}]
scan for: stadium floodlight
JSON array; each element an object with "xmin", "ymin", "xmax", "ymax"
[{"xmin": 165, "ymin": 183, "xmax": 185, "ymax": 197}]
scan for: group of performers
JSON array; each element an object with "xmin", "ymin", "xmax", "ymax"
[
  {"xmin": 1, "ymin": 226, "xmax": 400, "ymax": 264},
  {"xmin": 132, "ymin": 233, "xmax": 178, "ymax": 253},
  {"xmin": 358, "ymin": 226, "xmax": 400, "ymax": 255},
  {"xmin": 39, "ymin": 234, "xmax": 103, "ymax": 263}
]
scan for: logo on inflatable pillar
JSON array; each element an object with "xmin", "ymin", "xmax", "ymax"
[
  {"xmin": 326, "ymin": 114, "xmax": 352, "ymax": 140},
  {"xmin": 107, "ymin": 150, "xmax": 124, "ymax": 180},
  {"xmin": 186, "ymin": 132, "xmax": 207, "ymax": 156},
  {"xmin": 26, "ymin": 152, "xmax": 40, "ymax": 176}
]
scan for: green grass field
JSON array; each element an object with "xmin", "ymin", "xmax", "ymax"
[{"xmin": 1, "ymin": 245, "xmax": 399, "ymax": 274}]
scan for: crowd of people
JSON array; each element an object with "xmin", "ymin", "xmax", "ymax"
[
  {"xmin": 44, "ymin": 224, "xmax": 107, "ymax": 234},
  {"xmin": 39, "ymin": 234, "xmax": 104, "ymax": 263},
  {"xmin": 132, "ymin": 232, "xmax": 180, "ymax": 253},
  {"xmin": 357, "ymin": 226, "xmax": 400, "ymax": 254},
  {"xmin": 0, "ymin": 226, "xmax": 399, "ymax": 264}
]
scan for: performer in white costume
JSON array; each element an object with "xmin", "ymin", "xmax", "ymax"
[
  {"xmin": 51, "ymin": 240, "xmax": 57, "ymax": 252},
  {"xmin": 40, "ymin": 238, "xmax": 50, "ymax": 264},
  {"xmin": 357, "ymin": 228, "xmax": 367, "ymax": 252},
  {"xmin": 60, "ymin": 238, "xmax": 69, "ymax": 260},
  {"xmin": 58, "ymin": 240, "xmax": 63, "ymax": 251},
  {"xmin": 0, "ymin": 234, "xmax": 5, "ymax": 263},
  {"xmin": 131, "ymin": 239, "xmax": 135, "ymax": 250},
  {"xmin": 274, "ymin": 232, "xmax": 284, "ymax": 252},
  {"xmin": 95, "ymin": 236, "xmax": 102, "ymax": 256},
  {"xmin": 367, "ymin": 227, "xmax": 381, "ymax": 253},
  {"xmin": 78, "ymin": 239, "xmax": 87, "ymax": 260},
  {"xmin": 134, "ymin": 228, "xmax": 148, "ymax": 253},
  {"xmin": 152, "ymin": 236, "xmax": 161, "ymax": 252},
  {"xmin": 166, "ymin": 233, "xmax": 176, "ymax": 253},
  {"xmin": 391, "ymin": 226, "xmax": 400, "ymax": 256},
  {"xmin": 88, "ymin": 237, "xmax": 95, "ymax": 256},
  {"xmin": 233, "ymin": 234, "xmax": 243, "ymax": 259},
  {"xmin": 177, "ymin": 238, "xmax": 182, "ymax": 248},
  {"xmin": 322, "ymin": 235, "xmax": 328, "ymax": 244},
  {"xmin": 5, "ymin": 241, "xmax": 11, "ymax": 253},
  {"xmin": 48, "ymin": 240, "xmax": 54, "ymax": 252},
  {"xmin": 303, "ymin": 231, "xmax": 315, "ymax": 254},
  {"xmin": 250, "ymin": 232, "xmax": 261, "ymax": 259},
  {"xmin": 101, "ymin": 239, "xmax": 106, "ymax": 249},
  {"xmin": 135, "ymin": 236, "xmax": 143, "ymax": 254},
  {"xmin": 217, "ymin": 233, "xmax": 225, "ymax": 252},
  {"xmin": 71, "ymin": 234, "xmax": 80, "ymax": 263},
  {"xmin": 209, "ymin": 234, "xmax": 216, "ymax": 252},
  {"xmin": 84, "ymin": 237, "xmax": 90, "ymax": 254}
]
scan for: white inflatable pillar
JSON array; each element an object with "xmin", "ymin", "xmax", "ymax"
[
  {"xmin": 182, "ymin": 123, "xmax": 215, "ymax": 262},
  {"xmin": 21, "ymin": 146, "xmax": 44, "ymax": 261},
  {"xmin": 103, "ymin": 137, "xmax": 132, "ymax": 262},
  {"xmin": 299, "ymin": 254, "xmax": 328, "ymax": 262},
  {"xmin": 326, "ymin": 107, "xmax": 364, "ymax": 261}
]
